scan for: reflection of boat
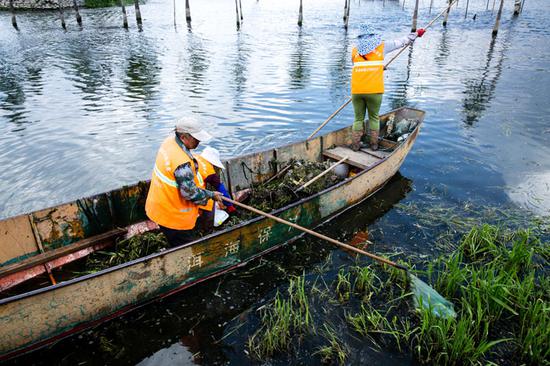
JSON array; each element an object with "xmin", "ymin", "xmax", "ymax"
[{"xmin": 0, "ymin": 107, "xmax": 424, "ymax": 360}]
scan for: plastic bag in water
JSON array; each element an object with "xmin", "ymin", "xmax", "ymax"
[{"xmin": 410, "ymin": 274, "xmax": 456, "ymax": 318}]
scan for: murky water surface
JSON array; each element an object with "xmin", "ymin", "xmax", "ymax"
[{"xmin": 1, "ymin": 0, "xmax": 549, "ymax": 364}]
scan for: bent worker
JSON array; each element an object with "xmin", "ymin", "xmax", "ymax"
[
  {"xmin": 194, "ymin": 146, "xmax": 236, "ymax": 232},
  {"xmin": 145, "ymin": 117, "xmax": 224, "ymax": 247},
  {"xmin": 350, "ymin": 25, "xmax": 425, "ymax": 151}
]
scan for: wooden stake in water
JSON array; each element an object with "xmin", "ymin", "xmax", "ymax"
[
  {"xmin": 9, "ymin": 0, "xmax": 18, "ymax": 30},
  {"xmin": 173, "ymin": 0, "xmax": 176, "ymax": 27},
  {"xmin": 239, "ymin": 0, "xmax": 243, "ymax": 21},
  {"xmin": 486, "ymin": 0, "xmax": 490, "ymax": 10},
  {"xmin": 492, "ymin": 0, "xmax": 504, "ymax": 37},
  {"xmin": 185, "ymin": 0, "xmax": 192, "ymax": 24},
  {"xmin": 492, "ymin": 0, "xmax": 496, "ymax": 12},
  {"xmin": 442, "ymin": 0, "xmax": 452, "ymax": 27},
  {"xmin": 298, "ymin": 0, "xmax": 303, "ymax": 27},
  {"xmin": 345, "ymin": 0, "xmax": 350, "ymax": 29},
  {"xmin": 134, "ymin": 0, "xmax": 143, "ymax": 28},
  {"xmin": 429, "ymin": 0, "xmax": 434, "ymax": 14},
  {"xmin": 513, "ymin": 0, "xmax": 521, "ymax": 15},
  {"xmin": 72, "ymin": 0, "xmax": 82, "ymax": 26},
  {"xmin": 120, "ymin": 0, "xmax": 129, "ymax": 29},
  {"xmin": 464, "ymin": 0, "xmax": 469, "ymax": 18},
  {"xmin": 58, "ymin": 0, "xmax": 67, "ymax": 30},
  {"xmin": 343, "ymin": 0, "xmax": 348, "ymax": 24},
  {"xmin": 520, "ymin": 0, "xmax": 526, "ymax": 13},
  {"xmin": 411, "ymin": 0, "xmax": 419, "ymax": 31},
  {"xmin": 235, "ymin": 0, "xmax": 241, "ymax": 30}
]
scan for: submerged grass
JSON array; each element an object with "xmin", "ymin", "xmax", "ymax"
[
  {"xmin": 247, "ymin": 273, "xmax": 313, "ymax": 359},
  {"xmin": 246, "ymin": 224, "xmax": 549, "ymax": 365}
]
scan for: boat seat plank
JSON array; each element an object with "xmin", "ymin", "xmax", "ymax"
[
  {"xmin": 323, "ymin": 146, "xmax": 381, "ymax": 170},
  {"xmin": 360, "ymin": 147, "xmax": 391, "ymax": 159},
  {"xmin": 0, "ymin": 228, "xmax": 126, "ymax": 279}
]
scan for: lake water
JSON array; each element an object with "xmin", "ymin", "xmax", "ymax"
[{"xmin": 1, "ymin": 0, "xmax": 549, "ymax": 364}]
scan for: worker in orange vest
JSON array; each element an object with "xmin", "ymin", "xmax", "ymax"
[
  {"xmin": 145, "ymin": 117, "xmax": 224, "ymax": 247},
  {"xmin": 350, "ymin": 25, "xmax": 425, "ymax": 151},
  {"xmin": 194, "ymin": 147, "xmax": 236, "ymax": 232}
]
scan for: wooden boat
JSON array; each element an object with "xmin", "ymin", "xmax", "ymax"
[{"xmin": 0, "ymin": 107, "xmax": 424, "ymax": 360}]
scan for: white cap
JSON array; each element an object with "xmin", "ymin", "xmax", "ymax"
[
  {"xmin": 175, "ymin": 116, "xmax": 213, "ymax": 143},
  {"xmin": 200, "ymin": 146, "xmax": 225, "ymax": 169}
]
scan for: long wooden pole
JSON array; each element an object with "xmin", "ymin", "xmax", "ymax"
[
  {"xmin": 345, "ymin": 0, "xmax": 350, "ymax": 29},
  {"xmin": 307, "ymin": 0, "xmax": 457, "ymax": 141},
  {"xmin": 222, "ymin": 197, "xmax": 407, "ymax": 270},
  {"xmin": 306, "ymin": 99, "xmax": 352, "ymax": 140},
  {"xmin": 173, "ymin": 0, "xmax": 176, "ymax": 27},
  {"xmin": 464, "ymin": 0, "xmax": 469, "ymax": 18},
  {"xmin": 492, "ymin": 0, "xmax": 504, "ymax": 36},
  {"xmin": 295, "ymin": 156, "xmax": 348, "ymax": 192},
  {"xmin": 386, "ymin": 0, "xmax": 458, "ymax": 69}
]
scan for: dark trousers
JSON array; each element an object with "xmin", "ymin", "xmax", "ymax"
[{"xmin": 159, "ymin": 225, "xmax": 199, "ymax": 248}]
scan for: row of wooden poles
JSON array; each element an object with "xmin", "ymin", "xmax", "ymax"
[{"xmin": 9, "ymin": 0, "xmax": 527, "ymax": 35}]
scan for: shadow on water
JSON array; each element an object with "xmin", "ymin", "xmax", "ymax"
[
  {"xmin": 123, "ymin": 40, "xmax": 161, "ymax": 106},
  {"xmin": 179, "ymin": 33, "xmax": 210, "ymax": 101},
  {"xmin": 230, "ymin": 32, "xmax": 250, "ymax": 106},
  {"xmin": 288, "ymin": 28, "xmax": 310, "ymax": 90},
  {"xmin": 5, "ymin": 173, "xmax": 413, "ymax": 366},
  {"xmin": 327, "ymin": 28, "xmax": 350, "ymax": 102},
  {"xmin": 388, "ymin": 45, "xmax": 414, "ymax": 110},
  {"xmin": 461, "ymin": 25, "xmax": 514, "ymax": 125}
]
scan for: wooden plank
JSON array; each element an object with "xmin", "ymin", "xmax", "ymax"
[
  {"xmin": 323, "ymin": 146, "xmax": 381, "ymax": 170},
  {"xmin": 0, "ymin": 215, "xmax": 38, "ymax": 267},
  {"xmin": 0, "ymin": 228, "xmax": 125, "ymax": 278},
  {"xmin": 360, "ymin": 147, "xmax": 391, "ymax": 159}
]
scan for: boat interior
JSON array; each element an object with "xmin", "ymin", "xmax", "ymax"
[{"xmin": 0, "ymin": 107, "xmax": 423, "ymax": 300}]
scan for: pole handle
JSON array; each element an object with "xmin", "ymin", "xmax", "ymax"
[{"xmin": 222, "ymin": 197, "xmax": 406, "ymax": 271}]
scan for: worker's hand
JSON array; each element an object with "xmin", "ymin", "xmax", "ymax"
[
  {"xmin": 416, "ymin": 28, "xmax": 426, "ymax": 37},
  {"xmin": 212, "ymin": 191, "xmax": 224, "ymax": 204},
  {"xmin": 407, "ymin": 32, "xmax": 418, "ymax": 43}
]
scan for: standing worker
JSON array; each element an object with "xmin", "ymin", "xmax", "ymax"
[
  {"xmin": 350, "ymin": 25, "xmax": 425, "ymax": 151},
  {"xmin": 194, "ymin": 146, "xmax": 236, "ymax": 232},
  {"xmin": 145, "ymin": 117, "xmax": 224, "ymax": 247}
]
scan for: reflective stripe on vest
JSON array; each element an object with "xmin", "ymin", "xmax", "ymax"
[
  {"xmin": 351, "ymin": 43, "xmax": 385, "ymax": 95},
  {"xmin": 145, "ymin": 136, "xmax": 201, "ymax": 230}
]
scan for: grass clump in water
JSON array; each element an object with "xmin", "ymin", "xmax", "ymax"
[
  {"xmin": 247, "ymin": 274, "xmax": 313, "ymax": 359},
  {"xmin": 314, "ymin": 324, "xmax": 349, "ymax": 365}
]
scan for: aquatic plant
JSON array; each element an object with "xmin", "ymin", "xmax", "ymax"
[
  {"xmin": 335, "ymin": 269, "xmax": 351, "ymax": 303},
  {"xmin": 314, "ymin": 324, "xmax": 349, "ymax": 365},
  {"xmin": 247, "ymin": 274, "xmax": 313, "ymax": 359}
]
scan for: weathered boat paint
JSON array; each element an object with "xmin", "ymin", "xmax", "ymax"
[{"xmin": 0, "ymin": 107, "xmax": 424, "ymax": 360}]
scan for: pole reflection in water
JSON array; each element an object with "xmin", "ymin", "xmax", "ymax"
[
  {"xmin": 461, "ymin": 26, "xmax": 512, "ymax": 125},
  {"xmin": 288, "ymin": 28, "xmax": 311, "ymax": 90}
]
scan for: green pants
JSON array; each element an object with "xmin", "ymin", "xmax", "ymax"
[{"xmin": 351, "ymin": 93, "xmax": 383, "ymax": 132}]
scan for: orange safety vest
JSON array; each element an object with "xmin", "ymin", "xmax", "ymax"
[
  {"xmin": 351, "ymin": 43, "xmax": 385, "ymax": 95},
  {"xmin": 194, "ymin": 154, "xmax": 216, "ymax": 212},
  {"xmin": 145, "ymin": 136, "xmax": 204, "ymax": 230}
]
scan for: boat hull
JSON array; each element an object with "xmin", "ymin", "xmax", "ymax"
[{"xmin": 0, "ymin": 107, "xmax": 424, "ymax": 360}]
